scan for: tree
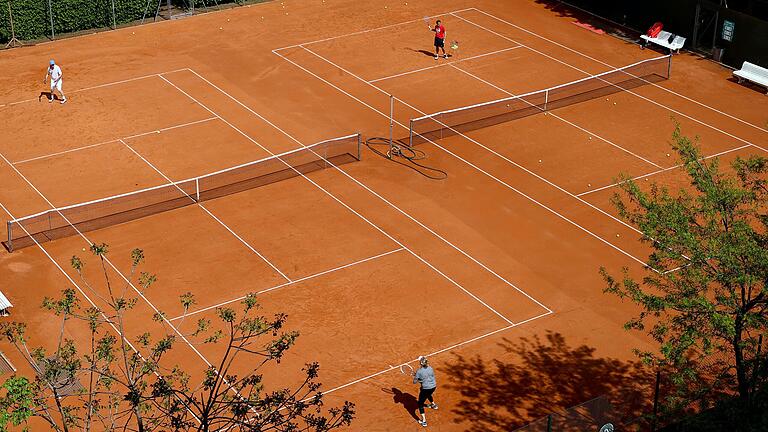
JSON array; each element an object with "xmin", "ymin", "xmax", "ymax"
[
  {"xmin": 0, "ymin": 244, "xmax": 354, "ymax": 431},
  {"xmin": 601, "ymin": 125, "xmax": 768, "ymax": 413}
]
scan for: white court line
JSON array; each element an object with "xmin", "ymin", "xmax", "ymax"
[
  {"xmin": 0, "ymin": 145, "xmax": 221, "ymax": 373},
  {"xmin": 467, "ymin": 7, "xmax": 768, "ymax": 136},
  {"xmin": 187, "ymin": 66, "xmax": 553, "ymax": 316},
  {"xmin": 12, "ymin": 117, "xmax": 218, "ymax": 165},
  {"xmin": 448, "ymin": 62, "xmax": 663, "ymax": 169},
  {"xmin": 368, "ymin": 46, "xmax": 523, "ymax": 83},
  {"xmin": 577, "ymin": 144, "xmax": 754, "ymax": 197},
  {"xmin": 173, "ymin": 71, "xmax": 522, "ymax": 326},
  {"xmin": 170, "ymin": 248, "xmax": 405, "ymax": 322},
  {"xmin": 451, "ymin": 13, "xmax": 768, "ymax": 156},
  {"xmin": 310, "ymin": 309, "xmax": 554, "ymax": 400},
  {"xmin": 294, "ymin": 46, "xmax": 648, "ymax": 267},
  {"xmin": 0, "ymin": 69, "xmax": 188, "ymax": 108},
  {"xmin": 119, "ymin": 138, "xmax": 292, "ymax": 282},
  {"xmin": 273, "ymin": 7, "xmax": 475, "ymax": 51}
]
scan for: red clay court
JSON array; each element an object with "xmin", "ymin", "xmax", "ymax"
[{"xmin": 0, "ymin": 0, "xmax": 767, "ymax": 430}]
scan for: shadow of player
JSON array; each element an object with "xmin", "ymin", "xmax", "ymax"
[
  {"xmin": 382, "ymin": 387, "xmax": 420, "ymax": 420},
  {"xmin": 38, "ymin": 91, "xmax": 57, "ymax": 102},
  {"xmin": 407, "ymin": 48, "xmax": 451, "ymax": 58}
]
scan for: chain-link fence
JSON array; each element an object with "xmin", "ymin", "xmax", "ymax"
[
  {"xmin": 1, "ymin": 0, "xmax": 266, "ymax": 47},
  {"xmin": 512, "ymin": 395, "xmax": 650, "ymax": 432}
]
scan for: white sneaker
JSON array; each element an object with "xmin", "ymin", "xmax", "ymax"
[
  {"xmin": 60, "ymin": 98, "xmax": 66, "ymax": 104},
  {"xmin": 434, "ymin": 55, "xmax": 438, "ymax": 60},
  {"xmin": 418, "ymin": 419, "xmax": 427, "ymax": 427},
  {"xmin": 429, "ymin": 403, "xmax": 439, "ymax": 410},
  {"xmin": 48, "ymin": 97, "xmax": 53, "ymax": 103},
  {"xmin": 443, "ymin": 54, "xmax": 448, "ymax": 58}
]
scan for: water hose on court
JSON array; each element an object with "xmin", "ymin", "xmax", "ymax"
[{"xmin": 364, "ymin": 137, "xmax": 448, "ymax": 180}]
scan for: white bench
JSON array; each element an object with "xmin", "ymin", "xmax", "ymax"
[
  {"xmin": 641, "ymin": 30, "xmax": 686, "ymax": 54},
  {"xmin": 733, "ymin": 61, "xmax": 768, "ymax": 94}
]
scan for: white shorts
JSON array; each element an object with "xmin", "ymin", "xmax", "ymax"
[{"xmin": 50, "ymin": 79, "xmax": 63, "ymax": 92}]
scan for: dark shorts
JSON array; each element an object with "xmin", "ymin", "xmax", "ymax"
[
  {"xmin": 434, "ymin": 37, "xmax": 445, "ymax": 48},
  {"xmin": 417, "ymin": 387, "xmax": 436, "ymax": 413}
]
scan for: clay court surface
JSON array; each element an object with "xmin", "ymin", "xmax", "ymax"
[{"xmin": 1, "ymin": 0, "xmax": 767, "ymax": 430}]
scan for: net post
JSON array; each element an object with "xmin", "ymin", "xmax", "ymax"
[
  {"xmin": 409, "ymin": 119, "xmax": 414, "ymax": 148},
  {"xmin": 195, "ymin": 178, "xmax": 200, "ymax": 202},
  {"xmin": 6, "ymin": 221, "xmax": 11, "ymax": 253},
  {"xmin": 666, "ymin": 55, "xmax": 672, "ymax": 79},
  {"xmin": 357, "ymin": 133, "xmax": 362, "ymax": 160}
]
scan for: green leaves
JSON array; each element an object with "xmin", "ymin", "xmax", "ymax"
[
  {"xmin": 603, "ymin": 125, "xmax": 768, "ymax": 408},
  {"xmin": 0, "ymin": 376, "xmax": 35, "ymax": 430}
]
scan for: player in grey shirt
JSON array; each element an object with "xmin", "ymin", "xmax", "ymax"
[{"xmin": 412, "ymin": 356, "xmax": 438, "ymax": 427}]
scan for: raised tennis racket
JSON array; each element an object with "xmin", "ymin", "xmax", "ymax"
[{"xmin": 399, "ymin": 364, "xmax": 415, "ymax": 376}]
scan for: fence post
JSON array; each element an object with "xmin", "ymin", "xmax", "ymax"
[
  {"xmin": 546, "ymin": 414, "xmax": 552, "ymax": 432},
  {"xmin": 750, "ymin": 334, "xmax": 763, "ymax": 404},
  {"xmin": 651, "ymin": 370, "xmax": 661, "ymax": 432},
  {"xmin": 110, "ymin": 0, "xmax": 117, "ymax": 29},
  {"xmin": 47, "ymin": 0, "xmax": 54, "ymax": 39}
]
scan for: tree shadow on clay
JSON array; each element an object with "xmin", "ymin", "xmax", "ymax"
[{"xmin": 441, "ymin": 331, "xmax": 654, "ymax": 432}]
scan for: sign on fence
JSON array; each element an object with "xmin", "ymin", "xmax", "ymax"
[{"xmin": 722, "ymin": 20, "xmax": 735, "ymax": 42}]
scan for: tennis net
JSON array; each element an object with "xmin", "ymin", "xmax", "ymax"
[
  {"xmin": 409, "ymin": 54, "xmax": 672, "ymax": 146},
  {"xmin": 4, "ymin": 133, "xmax": 361, "ymax": 252}
]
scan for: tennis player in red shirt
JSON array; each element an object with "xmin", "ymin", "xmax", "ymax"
[{"xmin": 431, "ymin": 20, "xmax": 447, "ymax": 60}]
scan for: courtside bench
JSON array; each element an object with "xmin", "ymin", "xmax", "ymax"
[
  {"xmin": 733, "ymin": 61, "xmax": 768, "ymax": 94},
  {"xmin": 641, "ymin": 30, "xmax": 686, "ymax": 54}
]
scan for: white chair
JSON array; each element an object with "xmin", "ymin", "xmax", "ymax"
[
  {"xmin": 733, "ymin": 61, "xmax": 768, "ymax": 94},
  {"xmin": 640, "ymin": 31, "xmax": 686, "ymax": 54}
]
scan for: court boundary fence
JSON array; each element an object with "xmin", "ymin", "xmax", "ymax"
[{"xmin": 4, "ymin": 133, "xmax": 361, "ymax": 252}]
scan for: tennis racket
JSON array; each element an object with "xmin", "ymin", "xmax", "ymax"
[
  {"xmin": 399, "ymin": 364, "xmax": 415, "ymax": 376},
  {"xmin": 450, "ymin": 40, "xmax": 460, "ymax": 50},
  {"xmin": 423, "ymin": 16, "xmax": 430, "ymax": 28}
]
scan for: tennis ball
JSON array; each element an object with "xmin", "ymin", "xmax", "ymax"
[
  {"xmin": 131, "ymin": 31, "xmax": 135, "ymax": 35},
  {"xmin": 219, "ymin": 27, "xmax": 223, "ymax": 30},
  {"xmin": 538, "ymin": 159, "xmax": 542, "ymax": 163},
  {"xmin": 616, "ymin": 234, "xmax": 620, "ymax": 237},
  {"xmin": 588, "ymin": 183, "xmax": 591, "ymax": 187},
  {"xmin": 588, "ymin": 136, "xmax": 592, "ymax": 140},
  {"xmin": 82, "ymin": 248, "xmax": 86, "ymax": 251},
  {"xmin": 666, "ymin": 153, "xmax": 671, "ymax": 157},
  {"xmin": 613, "ymin": 102, "xmax": 617, "ymax": 105}
]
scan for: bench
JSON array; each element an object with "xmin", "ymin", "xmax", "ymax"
[
  {"xmin": 641, "ymin": 30, "xmax": 686, "ymax": 54},
  {"xmin": 733, "ymin": 61, "xmax": 768, "ymax": 94}
]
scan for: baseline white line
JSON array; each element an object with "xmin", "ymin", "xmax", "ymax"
[
  {"xmin": 273, "ymin": 7, "xmax": 475, "ymax": 51},
  {"xmin": 449, "ymin": 62, "xmax": 663, "ymax": 169},
  {"xmin": 188, "ymin": 66, "xmax": 553, "ymax": 316},
  {"xmin": 12, "ymin": 117, "xmax": 218, "ymax": 165},
  {"xmin": 452, "ymin": 13, "xmax": 768, "ymax": 152},
  {"xmin": 170, "ymin": 248, "xmax": 406, "ymax": 322},
  {"xmin": 119, "ymin": 139, "xmax": 292, "ymax": 282},
  {"xmin": 0, "ymin": 69, "xmax": 188, "ymax": 108},
  {"xmin": 576, "ymin": 144, "xmax": 753, "ymax": 197},
  {"xmin": 313, "ymin": 309, "xmax": 554, "ymax": 399},
  {"xmin": 182, "ymin": 68, "xmax": 533, "ymax": 323},
  {"xmin": 296, "ymin": 46, "xmax": 648, "ymax": 267},
  {"xmin": 467, "ymin": 8, "xmax": 768, "ymax": 135},
  {"xmin": 368, "ymin": 46, "xmax": 523, "ymax": 83}
]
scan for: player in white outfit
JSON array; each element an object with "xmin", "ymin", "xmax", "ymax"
[{"xmin": 43, "ymin": 59, "xmax": 67, "ymax": 104}]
